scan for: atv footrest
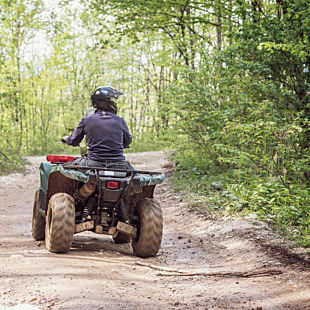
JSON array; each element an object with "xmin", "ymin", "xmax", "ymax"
[
  {"xmin": 117, "ymin": 221, "xmax": 137, "ymax": 238},
  {"xmin": 75, "ymin": 221, "xmax": 95, "ymax": 233}
]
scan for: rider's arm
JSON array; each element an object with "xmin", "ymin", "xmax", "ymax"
[
  {"xmin": 65, "ymin": 118, "xmax": 86, "ymax": 147},
  {"xmin": 121, "ymin": 118, "xmax": 132, "ymax": 148}
]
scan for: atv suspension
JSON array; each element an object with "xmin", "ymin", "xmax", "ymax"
[{"xmin": 119, "ymin": 198, "xmax": 130, "ymax": 224}]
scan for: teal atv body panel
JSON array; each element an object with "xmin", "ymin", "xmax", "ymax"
[
  {"xmin": 136, "ymin": 173, "xmax": 165, "ymax": 186},
  {"xmin": 39, "ymin": 162, "xmax": 52, "ymax": 193}
]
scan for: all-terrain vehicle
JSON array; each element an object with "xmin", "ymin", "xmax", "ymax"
[{"xmin": 32, "ymin": 155, "xmax": 164, "ymax": 257}]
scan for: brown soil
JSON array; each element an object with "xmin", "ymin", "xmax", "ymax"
[{"xmin": 0, "ymin": 151, "xmax": 309, "ymax": 310}]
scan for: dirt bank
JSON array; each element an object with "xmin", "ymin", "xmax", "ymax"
[{"xmin": 0, "ymin": 151, "xmax": 309, "ymax": 310}]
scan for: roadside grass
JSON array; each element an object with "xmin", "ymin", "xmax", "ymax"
[
  {"xmin": 171, "ymin": 156, "xmax": 310, "ymax": 250},
  {"xmin": 0, "ymin": 153, "xmax": 26, "ymax": 176}
]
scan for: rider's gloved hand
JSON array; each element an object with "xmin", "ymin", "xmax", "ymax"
[{"xmin": 61, "ymin": 136, "xmax": 69, "ymax": 143}]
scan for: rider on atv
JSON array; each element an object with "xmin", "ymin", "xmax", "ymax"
[
  {"xmin": 33, "ymin": 86, "xmax": 164, "ymax": 256},
  {"xmin": 62, "ymin": 86, "xmax": 133, "ymax": 169}
]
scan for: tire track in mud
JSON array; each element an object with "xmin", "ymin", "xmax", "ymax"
[{"xmin": 0, "ymin": 152, "xmax": 309, "ymax": 310}]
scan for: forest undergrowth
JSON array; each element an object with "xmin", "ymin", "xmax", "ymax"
[{"xmin": 172, "ymin": 149, "xmax": 310, "ymax": 250}]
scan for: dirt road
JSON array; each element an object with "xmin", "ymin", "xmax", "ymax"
[{"xmin": 0, "ymin": 151, "xmax": 309, "ymax": 310}]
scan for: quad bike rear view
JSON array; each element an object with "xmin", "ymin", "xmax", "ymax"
[{"xmin": 32, "ymin": 155, "xmax": 165, "ymax": 258}]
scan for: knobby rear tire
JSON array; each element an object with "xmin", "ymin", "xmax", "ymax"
[
  {"xmin": 45, "ymin": 193, "xmax": 75, "ymax": 253},
  {"xmin": 32, "ymin": 189, "xmax": 46, "ymax": 241},
  {"xmin": 132, "ymin": 198, "xmax": 163, "ymax": 258}
]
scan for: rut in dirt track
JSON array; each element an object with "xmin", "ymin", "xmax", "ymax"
[{"xmin": 0, "ymin": 151, "xmax": 309, "ymax": 310}]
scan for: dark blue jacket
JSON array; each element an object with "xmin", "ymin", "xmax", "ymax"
[{"xmin": 66, "ymin": 110, "xmax": 132, "ymax": 161}]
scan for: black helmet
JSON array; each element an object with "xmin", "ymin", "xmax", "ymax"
[
  {"xmin": 91, "ymin": 86, "xmax": 123, "ymax": 103},
  {"xmin": 91, "ymin": 86, "xmax": 123, "ymax": 114}
]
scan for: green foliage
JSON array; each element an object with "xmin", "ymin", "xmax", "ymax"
[
  {"xmin": 165, "ymin": 0, "xmax": 310, "ymax": 247},
  {"xmin": 127, "ymin": 130, "xmax": 174, "ymax": 153}
]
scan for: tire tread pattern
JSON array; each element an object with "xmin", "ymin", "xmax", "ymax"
[
  {"xmin": 32, "ymin": 189, "xmax": 46, "ymax": 241},
  {"xmin": 132, "ymin": 198, "xmax": 163, "ymax": 257},
  {"xmin": 45, "ymin": 193, "xmax": 75, "ymax": 253}
]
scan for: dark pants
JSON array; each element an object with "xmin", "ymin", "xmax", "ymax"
[{"xmin": 63, "ymin": 156, "xmax": 134, "ymax": 170}]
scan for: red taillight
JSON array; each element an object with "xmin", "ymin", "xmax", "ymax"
[
  {"xmin": 106, "ymin": 181, "xmax": 119, "ymax": 189},
  {"xmin": 46, "ymin": 155, "xmax": 79, "ymax": 163}
]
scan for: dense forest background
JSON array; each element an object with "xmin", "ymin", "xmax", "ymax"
[{"xmin": 0, "ymin": 0, "xmax": 309, "ymax": 245}]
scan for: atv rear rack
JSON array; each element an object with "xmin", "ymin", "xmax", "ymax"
[{"xmin": 63, "ymin": 165, "xmax": 163, "ymax": 176}]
